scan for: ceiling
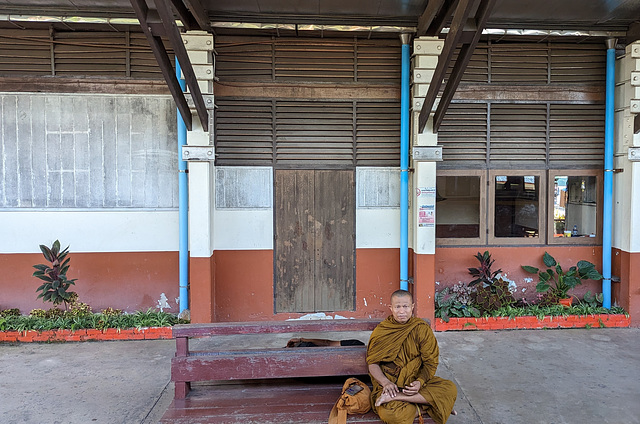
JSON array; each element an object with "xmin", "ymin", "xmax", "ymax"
[{"xmin": 0, "ymin": 0, "xmax": 638, "ymax": 33}]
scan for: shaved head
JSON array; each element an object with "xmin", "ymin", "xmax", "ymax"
[{"xmin": 391, "ymin": 289, "xmax": 413, "ymax": 303}]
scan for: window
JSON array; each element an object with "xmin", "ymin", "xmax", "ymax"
[
  {"xmin": 548, "ymin": 170, "xmax": 601, "ymax": 244},
  {"xmin": 435, "ymin": 170, "xmax": 485, "ymax": 245},
  {"xmin": 489, "ymin": 171, "xmax": 545, "ymax": 244}
]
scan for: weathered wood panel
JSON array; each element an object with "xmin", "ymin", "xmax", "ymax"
[
  {"xmin": 172, "ymin": 346, "xmax": 368, "ymax": 381},
  {"xmin": 275, "ymin": 169, "xmax": 315, "ymax": 312},
  {"xmin": 314, "ymin": 170, "xmax": 355, "ymax": 311},
  {"xmin": 172, "ymin": 318, "xmax": 381, "ymax": 338}
]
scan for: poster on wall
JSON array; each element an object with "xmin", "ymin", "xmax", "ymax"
[{"xmin": 416, "ymin": 187, "xmax": 436, "ymax": 227}]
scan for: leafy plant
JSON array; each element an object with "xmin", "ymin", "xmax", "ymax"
[
  {"xmin": 468, "ymin": 251, "xmax": 503, "ymax": 287},
  {"xmin": 522, "ymin": 252, "xmax": 603, "ymax": 299},
  {"xmin": 435, "ymin": 283, "xmax": 480, "ymax": 322},
  {"xmin": 472, "ymin": 277, "xmax": 516, "ymax": 314},
  {"xmin": 32, "ymin": 240, "xmax": 77, "ymax": 307},
  {"xmin": 581, "ymin": 291, "xmax": 604, "ymax": 308}
]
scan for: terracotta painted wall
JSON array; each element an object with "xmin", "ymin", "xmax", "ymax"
[
  {"xmin": 434, "ymin": 246, "xmax": 604, "ymax": 303},
  {"xmin": 211, "ymin": 248, "xmax": 400, "ymax": 322},
  {"xmin": 0, "ymin": 252, "xmax": 179, "ymax": 313},
  {"xmin": 612, "ymin": 248, "xmax": 640, "ymax": 326}
]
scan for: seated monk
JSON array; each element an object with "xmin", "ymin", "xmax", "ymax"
[{"xmin": 367, "ymin": 289, "xmax": 457, "ymax": 424}]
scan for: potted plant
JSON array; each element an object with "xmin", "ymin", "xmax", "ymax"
[{"xmin": 522, "ymin": 252, "xmax": 603, "ymax": 306}]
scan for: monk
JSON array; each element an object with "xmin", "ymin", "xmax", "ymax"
[{"xmin": 367, "ymin": 290, "xmax": 457, "ymax": 424}]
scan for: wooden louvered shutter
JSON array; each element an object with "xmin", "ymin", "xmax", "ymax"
[
  {"xmin": 215, "ymin": 36, "xmax": 273, "ymax": 81},
  {"xmin": 275, "ymin": 101, "xmax": 354, "ymax": 167},
  {"xmin": 0, "ymin": 29, "xmax": 51, "ymax": 75},
  {"xmin": 438, "ymin": 103, "xmax": 488, "ymax": 165},
  {"xmin": 355, "ymin": 102, "xmax": 400, "ymax": 166},
  {"xmin": 54, "ymin": 32, "xmax": 127, "ymax": 76},
  {"xmin": 214, "ymin": 99, "xmax": 274, "ymax": 166},
  {"xmin": 489, "ymin": 104, "xmax": 547, "ymax": 165},
  {"xmin": 355, "ymin": 40, "xmax": 401, "ymax": 83},
  {"xmin": 549, "ymin": 104, "xmax": 604, "ymax": 167},
  {"xmin": 550, "ymin": 44, "xmax": 606, "ymax": 83},
  {"xmin": 275, "ymin": 40, "xmax": 354, "ymax": 82},
  {"xmin": 490, "ymin": 43, "xmax": 549, "ymax": 83}
]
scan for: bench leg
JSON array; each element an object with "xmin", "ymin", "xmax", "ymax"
[{"xmin": 175, "ymin": 381, "xmax": 191, "ymax": 399}]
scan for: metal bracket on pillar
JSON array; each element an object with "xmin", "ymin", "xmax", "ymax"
[
  {"xmin": 631, "ymin": 99, "xmax": 640, "ymax": 114},
  {"xmin": 628, "ymin": 147, "xmax": 640, "ymax": 161},
  {"xmin": 182, "ymin": 145, "xmax": 215, "ymax": 161},
  {"xmin": 412, "ymin": 146, "xmax": 443, "ymax": 161},
  {"xmin": 185, "ymin": 94, "xmax": 216, "ymax": 110}
]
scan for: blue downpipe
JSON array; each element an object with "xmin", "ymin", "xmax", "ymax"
[
  {"xmin": 176, "ymin": 58, "xmax": 189, "ymax": 313},
  {"xmin": 602, "ymin": 40, "xmax": 616, "ymax": 309},
  {"xmin": 400, "ymin": 35, "xmax": 410, "ymax": 291}
]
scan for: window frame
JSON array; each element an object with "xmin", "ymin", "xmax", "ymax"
[
  {"xmin": 547, "ymin": 169, "xmax": 602, "ymax": 245},
  {"xmin": 435, "ymin": 169, "xmax": 486, "ymax": 246},
  {"xmin": 488, "ymin": 169, "xmax": 546, "ymax": 245}
]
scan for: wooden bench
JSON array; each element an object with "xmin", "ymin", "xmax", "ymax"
[{"xmin": 171, "ymin": 319, "xmax": 381, "ymax": 399}]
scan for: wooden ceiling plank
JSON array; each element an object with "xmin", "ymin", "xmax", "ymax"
[
  {"xmin": 130, "ymin": 0, "xmax": 193, "ymax": 130},
  {"xmin": 418, "ymin": 0, "xmax": 475, "ymax": 133},
  {"xmin": 154, "ymin": 0, "xmax": 209, "ymax": 131},
  {"xmin": 434, "ymin": 0, "xmax": 497, "ymax": 131}
]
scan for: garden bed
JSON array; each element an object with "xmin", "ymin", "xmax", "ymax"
[{"xmin": 434, "ymin": 314, "xmax": 630, "ymax": 331}]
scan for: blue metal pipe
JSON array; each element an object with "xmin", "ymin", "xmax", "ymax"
[
  {"xmin": 400, "ymin": 34, "xmax": 410, "ymax": 291},
  {"xmin": 602, "ymin": 39, "xmax": 616, "ymax": 309},
  {"xmin": 176, "ymin": 58, "xmax": 189, "ymax": 313}
]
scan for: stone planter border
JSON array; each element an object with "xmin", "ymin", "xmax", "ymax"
[
  {"xmin": 434, "ymin": 314, "xmax": 630, "ymax": 331},
  {"xmin": 0, "ymin": 327, "xmax": 173, "ymax": 343}
]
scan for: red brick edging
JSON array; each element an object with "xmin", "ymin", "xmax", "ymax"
[
  {"xmin": 434, "ymin": 314, "xmax": 630, "ymax": 331},
  {"xmin": 0, "ymin": 327, "xmax": 173, "ymax": 343}
]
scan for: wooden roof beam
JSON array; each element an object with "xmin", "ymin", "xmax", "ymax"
[
  {"xmin": 130, "ymin": 0, "xmax": 193, "ymax": 130},
  {"xmin": 426, "ymin": 0, "xmax": 459, "ymax": 36},
  {"xmin": 433, "ymin": 0, "xmax": 497, "ymax": 132},
  {"xmin": 418, "ymin": 0, "xmax": 475, "ymax": 133},
  {"xmin": 416, "ymin": 0, "xmax": 446, "ymax": 37},
  {"xmin": 169, "ymin": 0, "xmax": 198, "ymax": 31},
  {"xmin": 154, "ymin": 0, "xmax": 209, "ymax": 131},
  {"xmin": 182, "ymin": 0, "xmax": 212, "ymax": 32}
]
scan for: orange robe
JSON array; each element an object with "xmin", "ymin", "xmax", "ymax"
[{"xmin": 366, "ymin": 316, "xmax": 457, "ymax": 424}]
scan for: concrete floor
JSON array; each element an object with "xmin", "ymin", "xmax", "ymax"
[{"xmin": 1, "ymin": 328, "xmax": 639, "ymax": 424}]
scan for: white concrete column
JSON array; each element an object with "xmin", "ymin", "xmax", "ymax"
[
  {"xmin": 613, "ymin": 41, "xmax": 640, "ymax": 254},
  {"xmin": 182, "ymin": 31, "xmax": 215, "ymax": 258},
  {"xmin": 411, "ymin": 36, "xmax": 444, "ymax": 255}
]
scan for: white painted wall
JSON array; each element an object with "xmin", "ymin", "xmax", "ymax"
[{"xmin": 0, "ymin": 210, "xmax": 178, "ymax": 253}]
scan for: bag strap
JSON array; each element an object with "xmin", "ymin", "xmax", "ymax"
[{"xmin": 328, "ymin": 396, "xmax": 347, "ymax": 424}]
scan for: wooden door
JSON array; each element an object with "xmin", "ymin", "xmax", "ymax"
[{"xmin": 275, "ymin": 169, "xmax": 355, "ymax": 313}]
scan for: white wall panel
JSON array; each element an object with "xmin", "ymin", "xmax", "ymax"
[
  {"xmin": 0, "ymin": 210, "xmax": 177, "ymax": 253},
  {"xmin": 213, "ymin": 209, "xmax": 273, "ymax": 250},
  {"xmin": 356, "ymin": 208, "xmax": 400, "ymax": 248}
]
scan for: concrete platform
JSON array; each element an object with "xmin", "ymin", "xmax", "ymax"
[{"xmin": 1, "ymin": 327, "xmax": 639, "ymax": 423}]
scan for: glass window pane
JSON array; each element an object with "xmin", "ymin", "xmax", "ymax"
[
  {"xmin": 553, "ymin": 176, "xmax": 597, "ymax": 238},
  {"xmin": 494, "ymin": 175, "xmax": 539, "ymax": 238},
  {"xmin": 436, "ymin": 176, "xmax": 481, "ymax": 238}
]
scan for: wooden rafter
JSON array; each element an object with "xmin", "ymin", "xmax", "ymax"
[
  {"xmin": 154, "ymin": 0, "xmax": 209, "ymax": 131},
  {"xmin": 182, "ymin": 0, "xmax": 212, "ymax": 32},
  {"xmin": 170, "ymin": 0, "xmax": 198, "ymax": 31},
  {"xmin": 418, "ymin": 0, "xmax": 475, "ymax": 133},
  {"xmin": 433, "ymin": 0, "xmax": 497, "ymax": 132},
  {"xmin": 130, "ymin": 0, "xmax": 193, "ymax": 130},
  {"xmin": 416, "ymin": 0, "xmax": 447, "ymax": 36},
  {"xmin": 427, "ymin": 0, "xmax": 460, "ymax": 36}
]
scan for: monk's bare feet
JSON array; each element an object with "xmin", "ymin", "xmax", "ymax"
[
  {"xmin": 451, "ymin": 410, "xmax": 457, "ymax": 416},
  {"xmin": 375, "ymin": 393, "xmax": 393, "ymax": 407}
]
